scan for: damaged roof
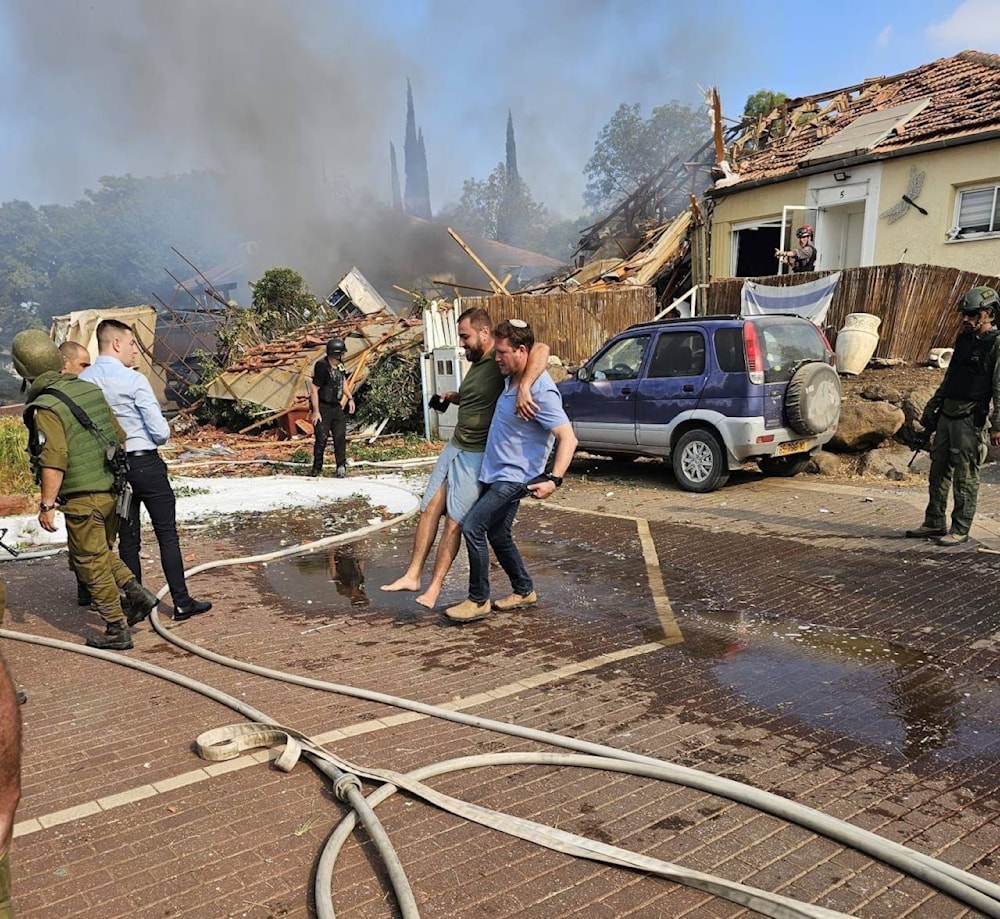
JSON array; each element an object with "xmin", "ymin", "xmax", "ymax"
[
  {"xmin": 718, "ymin": 50, "xmax": 1000, "ymax": 189},
  {"xmin": 205, "ymin": 312, "xmax": 422, "ymax": 418}
]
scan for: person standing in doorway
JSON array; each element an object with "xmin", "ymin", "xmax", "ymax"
[
  {"xmin": 777, "ymin": 225, "xmax": 817, "ymax": 273},
  {"xmin": 905, "ymin": 286, "xmax": 1000, "ymax": 546},
  {"xmin": 80, "ymin": 320, "xmax": 212, "ymax": 621},
  {"xmin": 309, "ymin": 337, "xmax": 355, "ymax": 478}
]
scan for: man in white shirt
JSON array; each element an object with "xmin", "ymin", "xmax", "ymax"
[{"xmin": 81, "ymin": 320, "xmax": 211, "ymax": 622}]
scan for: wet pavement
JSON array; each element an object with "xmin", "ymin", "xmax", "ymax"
[{"xmin": 1, "ymin": 458, "xmax": 998, "ymax": 917}]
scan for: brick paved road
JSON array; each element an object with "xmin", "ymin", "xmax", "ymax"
[{"xmin": 1, "ymin": 460, "xmax": 998, "ymax": 917}]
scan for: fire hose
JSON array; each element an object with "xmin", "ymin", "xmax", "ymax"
[{"xmin": 2, "ymin": 480, "xmax": 999, "ymax": 917}]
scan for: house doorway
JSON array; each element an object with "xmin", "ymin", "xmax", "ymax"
[
  {"xmin": 819, "ymin": 201, "xmax": 865, "ymax": 270},
  {"xmin": 733, "ymin": 222, "xmax": 783, "ymax": 277}
]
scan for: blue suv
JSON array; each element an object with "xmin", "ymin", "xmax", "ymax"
[{"xmin": 557, "ymin": 314, "xmax": 841, "ymax": 492}]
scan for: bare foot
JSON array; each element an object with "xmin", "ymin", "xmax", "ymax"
[
  {"xmin": 381, "ymin": 576, "xmax": 421, "ymax": 593},
  {"xmin": 415, "ymin": 585, "xmax": 441, "ymax": 608}
]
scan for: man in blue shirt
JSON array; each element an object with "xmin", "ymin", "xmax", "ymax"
[
  {"xmin": 445, "ymin": 319, "xmax": 577, "ymax": 623},
  {"xmin": 81, "ymin": 320, "xmax": 211, "ymax": 622}
]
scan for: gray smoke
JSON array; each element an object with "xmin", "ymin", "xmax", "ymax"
[{"xmin": 0, "ymin": 0, "xmax": 742, "ymax": 294}]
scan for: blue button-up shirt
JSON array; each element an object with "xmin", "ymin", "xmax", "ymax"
[{"xmin": 80, "ymin": 356, "xmax": 170, "ymax": 452}]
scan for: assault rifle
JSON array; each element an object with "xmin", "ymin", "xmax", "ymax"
[
  {"xmin": 908, "ymin": 430, "xmax": 932, "ymax": 467},
  {"xmin": 909, "ymin": 406, "xmax": 941, "ymax": 467}
]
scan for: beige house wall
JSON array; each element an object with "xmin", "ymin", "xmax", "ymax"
[
  {"xmin": 872, "ymin": 141, "xmax": 1000, "ymax": 275},
  {"xmin": 709, "ymin": 139, "xmax": 1000, "ymax": 280}
]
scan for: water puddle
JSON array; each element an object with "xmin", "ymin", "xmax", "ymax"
[
  {"xmin": 678, "ymin": 606, "xmax": 998, "ymax": 762},
  {"xmin": 242, "ymin": 510, "xmax": 997, "ymax": 766}
]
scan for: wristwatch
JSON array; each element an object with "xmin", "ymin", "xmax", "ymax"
[
  {"xmin": 545, "ymin": 473, "xmax": 563, "ymax": 487},
  {"xmin": 39, "ymin": 502, "xmax": 57, "ymax": 512}
]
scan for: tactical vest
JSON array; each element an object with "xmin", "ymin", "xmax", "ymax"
[
  {"xmin": 315, "ymin": 359, "xmax": 345, "ymax": 405},
  {"xmin": 942, "ymin": 328, "xmax": 1000, "ymax": 404},
  {"xmin": 24, "ymin": 376, "xmax": 118, "ymax": 495}
]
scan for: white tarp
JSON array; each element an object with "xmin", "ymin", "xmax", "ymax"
[{"xmin": 740, "ymin": 272, "xmax": 842, "ymax": 328}]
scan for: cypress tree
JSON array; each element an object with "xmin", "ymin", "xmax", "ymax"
[
  {"xmin": 390, "ymin": 141, "xmax": 403, "ymax": 213},
  {"xmin": 506, "ymin": 109, "xmax": 518, "ymax": 179},
  {"xmin": 403, "ymin": 79, "xmax": 420, "ymax": 217},
  {"xmin": 416, "ymin": 128, "xmax": 432, "ymax": 219}
]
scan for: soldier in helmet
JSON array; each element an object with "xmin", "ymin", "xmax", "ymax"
[
  {"xmin": 776, "ymin": 225, "xmax": 817, "ymax": 273},
  {"xmin": 309, "ymin": 336, "xmax": 355, "ymax": 477},
  {"xmin": 14, "ymin": 329, "xmax": 159, "ymax": 650},
  {"xmin": 906, "ymin": 286, "xmax": 1000, "ymax": 546}
]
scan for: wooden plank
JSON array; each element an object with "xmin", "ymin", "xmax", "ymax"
[{"xmin": 446, "ymin": 227, "xmax": 510, "ymax": 295}]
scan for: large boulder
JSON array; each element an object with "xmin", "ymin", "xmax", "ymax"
[
  {"xmin": 810, "ymin": 449, "xmax": 846, "ymax": 476},
  {"xmin": 828, "ymin": 400, "xmax": 905, "ymax": 452},
  {"xmin": 857, "ymin": 444, "xmax": 929, "ymax": 479},
  {"xmin": 900, "ymin": 384, "xmax": 940, "ymax": 439}
]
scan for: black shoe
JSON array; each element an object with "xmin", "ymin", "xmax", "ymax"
[
  {"xmin": 173, "ymin": 599, "xmax": 212, "ymax": 622},
  {"xmin": 76, "ymin": 581, "xmax": 92, "ymax": 607},
  {"xmin": 123, "ymin": 578, "xmax": 159, "ymax": 626},
  {"xmin": 86, "ymin": 621, "xmax": 134, "ymax": 651},
  {"xmin": 308, "ymin": 468, "xmax": 322, "ymax": 477}
]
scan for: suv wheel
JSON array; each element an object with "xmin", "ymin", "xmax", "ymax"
[
  {"xmin": 786, "ymin": 362, "xmax": 841, "ymax": 435},
  {"xmin": 672, "ymin": 429, "xmax": 729, "ymax": 493}
]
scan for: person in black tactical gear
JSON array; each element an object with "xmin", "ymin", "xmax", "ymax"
[
  {"xmin": 906, "ymin": 286, "xmax": 1000, "ymax": 546},
  {"xmin": 309, "ymin": 336, "xmax": 355, "ymax": 477},
  {"xmin": 14, "ymin": 330, "xmax": 159, "ymax": 650}
]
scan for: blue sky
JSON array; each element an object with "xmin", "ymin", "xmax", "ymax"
[{"xmin": 1, "ymin": 0, "xmax": 998, "ymax": 220}]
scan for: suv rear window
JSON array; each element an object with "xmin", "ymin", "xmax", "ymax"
[
  {"xmin": 714, "ymin": 320, "xmax": 829, "ymax": 383},
  {"xmin": 756, "ymin": 319, "xmax": 828, "ymax": 382}
]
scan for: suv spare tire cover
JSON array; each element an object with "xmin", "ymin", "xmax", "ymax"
[{"xmin": 785, "ymin": 362, "xmax": 841, "ymax": 435}]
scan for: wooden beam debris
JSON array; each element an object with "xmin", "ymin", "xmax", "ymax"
[{"xmin": 446, "ymin": 227, "xmax": 511, "ymax": 295}]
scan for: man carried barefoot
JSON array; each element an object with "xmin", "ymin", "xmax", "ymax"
[{"xmin": 381, "ymin": 307, "xmax": 549, "ymax": 607}]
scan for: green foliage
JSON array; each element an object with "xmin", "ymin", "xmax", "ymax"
[
  {"xmin": 194, "ymin": 397, "xmax": 265, "ymax": 432},
  {"xmin": 584, "ymin": 101, "xmax": 710, "ymax": 212},
  {"xmin": 0, "ymin": 417, "xmax": 34, "ymax": 495},
  {"xmin": 0, "ymin": 172, "xmax": 231, "ymax": 349},
  {"xmin": 350, "ymin": 433, "xmax": 437, "ymax": 464},
  {"xmin": 743, "ymin": 90, "xmax": 788, "ymax": 122},
  {"xmin": 451, "ymin": 162, "xmax": 548, "ymax": 251},
  {"xmin": 216, "ymin": 267, "xmax": 332, "ymax": 367},
  {"xmin": 354, "ymin": 354, "xmax": 423, "ymax": 433}
]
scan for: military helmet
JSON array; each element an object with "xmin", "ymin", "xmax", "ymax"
[
  {"xmin": 12, "ymin": 329, "xmax": 63, "ymax": 381},
  {"xmin": 957, "ymin": 286, "xmax": 999, "ymax": 315},
  {"xmin": 326, "ymin": 336, "xmax": 347, "ymax": 356}
]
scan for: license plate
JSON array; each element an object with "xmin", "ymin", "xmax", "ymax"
[{"xmin": 776, "ymin": 439, "xmax": 809, "ymax": 456}]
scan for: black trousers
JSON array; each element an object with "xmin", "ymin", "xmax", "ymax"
[
  {"xmin": 313, "ymin": 402, "xmax": 347, "ymax": 471},
  {"xmin": 119, "ymin": 451, "xmax": 193, "ymax": 606}
]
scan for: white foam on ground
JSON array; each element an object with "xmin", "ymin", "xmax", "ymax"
[{"xmin": 0, "ymin": 474, "xmax": 422, "ymax": 552}]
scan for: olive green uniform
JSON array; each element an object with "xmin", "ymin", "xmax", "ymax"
[
  {"xmin": 25, "ymin": 372, "xmax": 134, "ymax": 626},
  {"xmin": 920, "ymin": 328, "xmax": 1000, "ymax": 536}
]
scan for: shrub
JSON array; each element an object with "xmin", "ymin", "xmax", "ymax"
[
  {"xmin": 354, "ymin": 354, "xmax": 423, "ymax": 433},
  {"xmin": 0, "ymin": 418, "xmax": 35, "ymax": 495}
]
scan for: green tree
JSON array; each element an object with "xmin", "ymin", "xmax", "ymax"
[
  {"xmin": 584, "ymin": 101, "xmax": 709, "ymax": 212},
  {"xmin": 743, "ymin": 89, "xmax": 788, "ymax": 122},
  {"xmin": 452, "ymin": 163, "xmax": 547, "ymax": 250},
  {"xmin": 216, "ymin": 267, "xmax": 330, "ymax": 368}
]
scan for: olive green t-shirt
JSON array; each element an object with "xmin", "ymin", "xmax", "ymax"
[{"xmin": 451, "ymin": 350, "xmax": 503, "ymax": 452}]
